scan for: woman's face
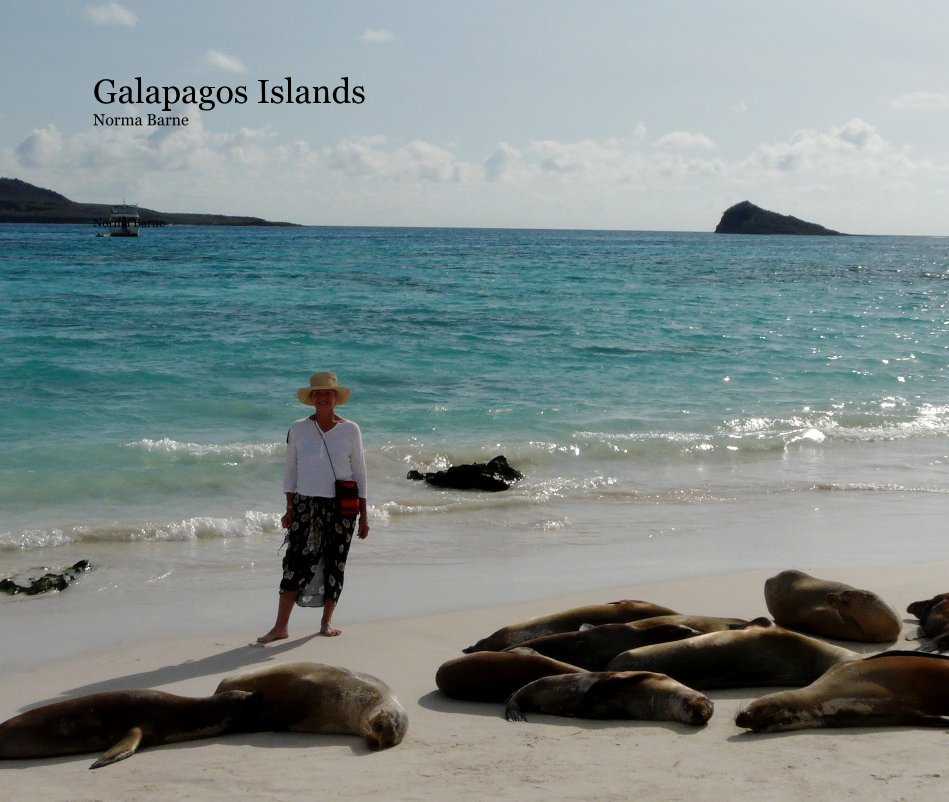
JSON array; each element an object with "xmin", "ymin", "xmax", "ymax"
[{"xmin": 309, "ymin": 388, "xmax": 338, "ymax": 411}]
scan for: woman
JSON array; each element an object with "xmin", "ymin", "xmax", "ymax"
[{"xmin": 256, "ymin": 372, "xmax": 369, "ymax": 643}]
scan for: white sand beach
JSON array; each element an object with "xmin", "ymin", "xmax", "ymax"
[{"xmin": 2, "ymin": 557, "xmax": 946, "ymax": 802}]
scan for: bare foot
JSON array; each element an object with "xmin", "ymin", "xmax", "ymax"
[
  {"xmin": 319, "ymin": 625, "xmax": 341, "ymax": 637},
  {"xmin": 255, "ymin": 629, "xmax": 288, "ymax": 645}
]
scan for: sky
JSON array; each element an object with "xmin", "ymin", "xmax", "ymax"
[{"xmin": 1, "ymin": 1, "xmax": 948, "ymax": 234}]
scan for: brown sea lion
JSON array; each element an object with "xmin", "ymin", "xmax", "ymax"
[
  {"xmin": 735, "ymin": 651, "xmax": 949, "ymax": 732},
  {"xmin": 764, "ymin": 569, "xmax": 901, "ymax": 642},
  {"xmin": 435, "ymin": 651, "xmax": 584, "ymax": 702},
  {"xmin": 907, "ymin": 593, "xmax": 949, "ymax": 652},
  {"xmin": 501, "ymin": 621, "xmax": 702, "ymax": 670},
  {"xmin": 462, "ymin": 599, "xmax": 677, "ymax": 652},
  {"xmin": 215, "ymin": 662, "xmax": 407, "ymax": 751},
  {"xmin": 0, "ymin": 689, "xmax": 258, "ymax": 769},
  {"xmin": 504, "ymin": 671, "xmax": 713, "ymax": 725},
  {"xmin": 632, "ymin": 614, "xmax": 751, "ymax": 633},
  {"xmin": 606, "ymin": 618, "xmax": 859, "ymax": 689}
]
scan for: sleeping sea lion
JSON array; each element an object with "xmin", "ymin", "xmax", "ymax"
[
  {"xmin": 462, "ymin": 600, "xmax": 677, "ymax": 652},
  {"xmin": 504, "ymin": 671, "xmax": 713, "ymax": 725},
  {"xmin": 735, "ymin": 651, "xmax": 949, "ymax": 732},
  {"xmin": 435, "ymin": 651, "xmax": 584, "ymax": 702},
  {"xmin": 214, "ymin": 662, "xmax": 407, "ymax": 751},
  {"xmin": 764, "ymin": 569, "xmax": 901, "ymax": 642},
  {"xmin": 0, "ymin": 689, "xmax": 258, "ymax": 769},
  {"xmin": 907, "ymin": 593, "xmax": 949, "ymax": 652},
  {"xmin": 501, "ymin": 621, "xmax": 701, "ymax": 670},
  {"xmin": 606, "ymin": 618, "xmax": 859, "ymax": 689}
]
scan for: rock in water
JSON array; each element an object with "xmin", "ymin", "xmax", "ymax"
[{"xmin": 715, "ymin": 201, "xmax": 843, "ymax": 235}]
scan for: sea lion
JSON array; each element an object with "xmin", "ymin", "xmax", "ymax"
[
  {"xmin": 764, "ymin": 569, "xmax": 901, "ymax": 643},
  {"xmin": 631, "ymin": 614, "xmax": 751, "ymax": 633},
  {"xmin": 462, "ymin": 599, "xmax": 678, "ymax": 653},
  {"xmin": 501, "ymin": 621, "xmax": 702, "ymax": 670},
  {"xmin": 214, "ymin": 662, "xmax": 407, "ymax": 751},
  {"xmin": 907, "ymin": 593, "xmax": 949, "ymax": 652},
  {"xmin": 504, "ymin": 671, "xmax": 713, "ymax": 726},
  {"xmin": 435, "ymin": 651, "xmax": 584, "ymax": 702},
  {"xmin": 735, "ymin": 651, "xmax": 949, "ymax": 732},
  {"xmin": 0, "ymin": 689, "xmax": 258, "ymax": 769},
  {"xmin": 606, "ymin": 618, "xmax": 859, "ymax": 689}
]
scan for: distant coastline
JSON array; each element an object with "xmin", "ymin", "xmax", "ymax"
[{"xmin": 0, "ymin": 177, "xmax": 298, "ymax": 227}]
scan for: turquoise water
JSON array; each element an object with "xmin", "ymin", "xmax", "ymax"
[{"xmin": 1, "ymin": 224, "xmax": 947, "ymax": 578}]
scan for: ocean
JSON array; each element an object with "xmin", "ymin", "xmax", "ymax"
[{"xmin": 2, "ymin": 224, "xmax": 948, "ymax": 646}]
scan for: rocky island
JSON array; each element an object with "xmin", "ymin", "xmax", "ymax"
[
  {"xmin": 0, "ymin": 177, "xmax": 296, "ymax": 226},
  {"xmin": 715, "ymin": 201, "xmax": 843, "ymax": 235}
]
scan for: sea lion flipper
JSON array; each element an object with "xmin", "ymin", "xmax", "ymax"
[
  {"xmin": 504, "ymin": 696, "xmax": 528, "ymax": 722},
  {"xmin": 89, "ymin": 726, "xmax": 143, "ymax": 769}
]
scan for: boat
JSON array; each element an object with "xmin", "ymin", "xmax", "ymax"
[{"xmin": 108, "ymin": 204, "xmax": 140, "ymax": 237}]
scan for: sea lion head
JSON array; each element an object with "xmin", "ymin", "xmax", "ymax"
[
  {"xmin": 362, "ymin": 700, "xmax": 408, "ymax": 751},
  {"xmin": 635, "ymin": 673, "xmax": 713, "ymax": 726},
  {"xmin": 735, "ymin": 695, "xmax": 816, "ymax": 733},
  {"xmin": 675, "ymin": 688, "xmax": 715, "ymax": 726}
]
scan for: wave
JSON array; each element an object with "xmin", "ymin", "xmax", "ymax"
[
  {"xmin": 1, "ymin": 510, "xmax": 281, "ymax": 551},
  {"xmin": 128, "ymin": 438, "xmax": 282, "ymax": 461}
]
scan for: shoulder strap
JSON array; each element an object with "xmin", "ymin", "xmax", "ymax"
[{"xmin": 312, "ymin": 419, "xmax": 339, "ymax": 481}]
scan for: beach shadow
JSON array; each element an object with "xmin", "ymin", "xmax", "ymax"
[
  {"xmin": 0, "ymin": 731, "xmax": 371, "ymax": 771},
  {"xmin": 30, "ymin": 634, "xmax": 320, "ymax": 707}
]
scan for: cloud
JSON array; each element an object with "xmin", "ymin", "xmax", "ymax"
[
  {"xmin": 889, "ymin": 90, "xmax": 949, "ymax": 110},
  {"xmin": 16, "ymin": 125, "xmax": 63, "ymax": 167},
  {"xmin": 324, "ymin": 136, "xmax": 472, "ymax": 182},
  {"xmin": 655, "ymin": 131, "xmax": 716, "ymax": 151},
  {"xmin": 203, "ymin": 49, "xmax": 247, "ymax": 74},
  {"xmin": 744, "ymin": 118, "xmax": 906, "ymax": 175},
  {"xmin": 85, "ymin": 3, "xmax": 137, "ymax": 27},
  {"xmin": 359, "ymin": 29, "xmax": 394, "ymax": 43}
]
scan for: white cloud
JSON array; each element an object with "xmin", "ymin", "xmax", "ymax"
[
  {"xmin": 889, "ymin": 90, "xmax": 949, "ymax": 110},
  {"xmin": 203, "ymin": 49, "xmax": 247, "ymax": 74},
  {"xmin": 655, "ymin": 131, "xmax": 716, "ymax": 151},
  {"xmin": 85, "ymin": 3, "xmax": 137, "ymax": 27},
  {"xmin": 324, "ymin": 136, "xmax": 472, "ymax": 182},
  {"xmin": 15, "ymin": 125, "xmax": 63, "ymax": 167},
  {"xmin": 744, "ymin": 118, "xmax": 908, "ymax": 176},
  {"xmin": 484, "ymin": 142, "xmax": 521, "ymax": 182},
  {"xmin": 359, "ymin": 29, "xmax": 394, "ymax": 43}
]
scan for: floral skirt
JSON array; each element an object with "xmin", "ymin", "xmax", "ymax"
[{"xmin": 280, "ymin": 494, "xmax": 355, "ymax": 608}]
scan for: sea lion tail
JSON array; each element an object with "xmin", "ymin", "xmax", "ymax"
[{"xmin": 89, "ymin": 726, "xmax": 143, "ymax": 770}]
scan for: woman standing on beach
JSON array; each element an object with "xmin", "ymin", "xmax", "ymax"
[{"xmin": 256, "ymin": 372, "xmax": 369, "ymax": 644}]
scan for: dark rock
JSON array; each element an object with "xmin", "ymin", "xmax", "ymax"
[
  {"xmin": 0, "ymin": 559, "xmax": 91, "ymax": 596},
  {"xmin": 715, "ymin": 201, "xmax": 844, "ymax": 235},
  {"xmin": 407, "ymin": 456, "xmax": 523, "ymax": 492}
]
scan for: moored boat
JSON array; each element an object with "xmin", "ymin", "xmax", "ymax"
[{"xmin": 109, "ymin": 204, "xmax": 140, "ymax": 236}]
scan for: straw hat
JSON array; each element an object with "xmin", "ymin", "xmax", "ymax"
[{"xmin": 296, "ymin": 372, "xmax": 351, "ymax": 405}]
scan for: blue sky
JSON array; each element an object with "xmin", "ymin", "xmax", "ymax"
[{"xmin": 2, "ymin": 1, "xmax": 948, "ymax": 233}]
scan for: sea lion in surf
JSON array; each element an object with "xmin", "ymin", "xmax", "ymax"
[
  {"xmin": 606, "ymin": 618, "xmax": 859, "ymax": 689},
  {"xmin": 764, "ymin": 569, "xmax": 901, "ymax": 643},
  {"xmin": 435, "ymin": 651, "xmax": 584, "ymax": 702},
  {"xmin": 735, "ymin": 651, "xmax": 949, "ymax": 732},
  {"xmin": 504, "ymin": 671, "xmax": 713, "ymax": 726},
  {"xmin": 462, "ymin": 600, "xmax": 677, "ymax": 653},
  {"xmin": 0, "ymin": 689, "xmax": 259, "ymax": 769},
  {"xmin": 501, "ymin": 621, "xmax": 702, "ymax": 670},
  {"xmin": 214, "ymin": 662, "xmax": 407, "ymax": 751},
  {"xmin": 907, "ymin": 593, "xmax": 949, "ymax": 652}
]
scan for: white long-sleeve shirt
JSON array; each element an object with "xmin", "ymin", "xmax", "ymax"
[{"xmin": 282, "ymin": 417, "xmax": 368, "ymax": 499}]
